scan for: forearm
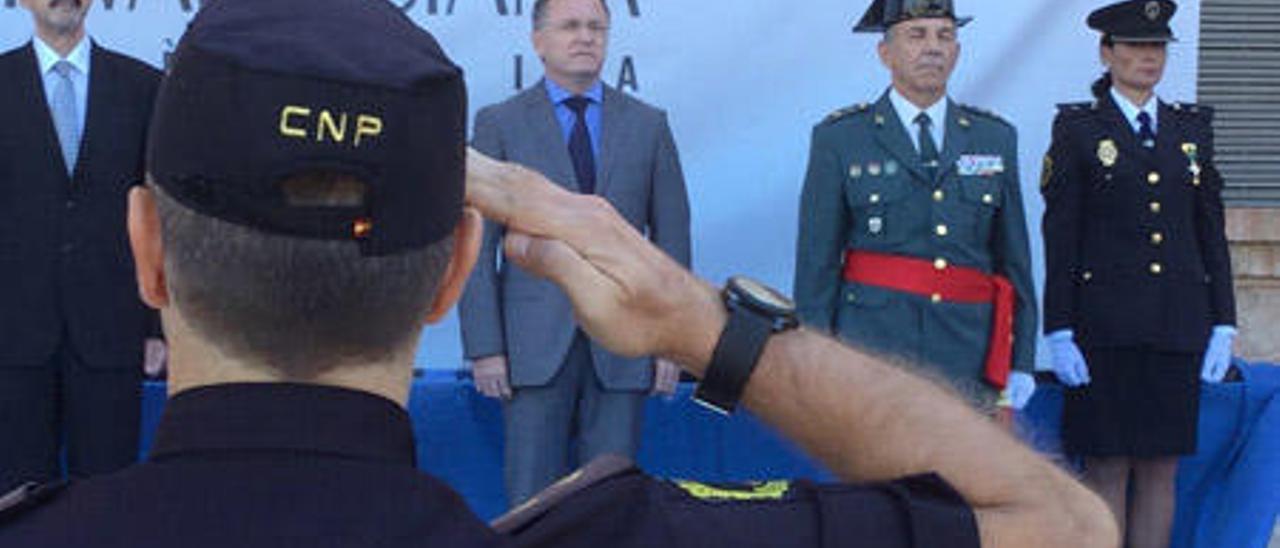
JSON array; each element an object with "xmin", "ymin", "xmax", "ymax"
[{"xmin": 666, "ymin": 281, "xmax": 1110, "ymax": 545}]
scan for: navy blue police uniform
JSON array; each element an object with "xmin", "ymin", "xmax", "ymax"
[
  {"xmin": 1041, "ymin": 0, "xmax": 1236, "ymax": 456},
  {"xmin": 0, "ymin": 0, "xmax": 981, "ymax": 545}
]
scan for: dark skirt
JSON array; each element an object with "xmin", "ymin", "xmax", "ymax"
[{"xmin": 1062, "ymin": 348, "xmax": 1201, "ymax": 458}]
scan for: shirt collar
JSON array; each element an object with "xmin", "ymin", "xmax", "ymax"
[
  {"xmin": 33, "ymin": 35, "xmax": 91, "ymax": 77},
  {"xmin": 1110, "ymin": 86, "xmax": 1158, "ymax": 130},
  {"xmin": 148, "ymin": 383, "xmax": 418, "ymax": 466},
  {"xmin": 544, "ymin": 77, "xmax": 604, "ymax": 106},
  {"xmin": 888, "ymin": 87, "xmax": 948, "ymax": 131}
]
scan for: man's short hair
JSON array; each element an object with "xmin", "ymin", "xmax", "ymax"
[
  {"xmin": 532, "ymin": 0, "xmax": 611, "ymax": 30},
  {"xmin": 154, "ymin": 174, "xmax": 455, "ymax": 379}
]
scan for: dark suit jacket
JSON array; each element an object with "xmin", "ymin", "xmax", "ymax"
[
  {"xmin": 0, "ymin": 42, "xmax": 161, "ymax": 369},
  {"xmin": 460, "ymin": 82, "xmax": 691, "ymax": 391},
  {"xmin": 1041, "ymin": 95, "xmax": 1236, "ymax": 353}
]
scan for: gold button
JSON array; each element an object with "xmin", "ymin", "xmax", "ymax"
[
  {"xmin": 1148, "ymin": 172, "xmax": 1161, "ymax": 185},
  {"xmin": 935, "ymin": 224, "xmax": 949, "ymax": 237},
  {"xmin": 869, "ymin": 193, "xmax": 881, "ymax": 204},
  {"xmin": 1151, "ymin": 232, "xmax": 1165, "ymax": 245},
  {"xmin": 933, "ymin": 190, "xmax": 945, "ymax": 202},
  {"xmin": 1150, "ymin": 201, "xmax": 1162, "ymax": 214},
  {"xmin": 1150, "ymin": 262, "xmax": 1163, "ymax": 275},
  {"xmin": 931, "ymin": 293, "xmax": 943, "ymax": 304},
  {"xmin": 934, "ymin": 258, "xmax": 948, "ymax": 271},
  {"xmin": 982, "ymin": 193, "xmax": 994, "ymax": 205}
]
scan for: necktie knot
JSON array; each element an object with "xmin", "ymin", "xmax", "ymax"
[
  {"xmin": 1137, "ymin": 111, "xmax": 1152, "ymax": 126},
  {"xmin": 564, "ymin": 96, "xmax": 591, "ymax": 116},
  {"xmin": 52, "ymin": 60, "xmax": 75, "ymax": 79},
  {"xmin": 914, "ymin": 112, "xmax": 933, "ymax": 129}
]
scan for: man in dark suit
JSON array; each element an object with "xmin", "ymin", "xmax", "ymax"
[
  {"xmin": 0, "ymin": 0, "xmax": 162, "ymax": 492},
  {"xmin": 459, "ymin": 0, "xmax": 691, "ymax": 506}
]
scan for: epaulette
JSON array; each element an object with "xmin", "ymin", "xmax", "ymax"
[
  {"xmin": 822, "ymin": 102, "xmax": 871, "ymax": 125},
  {"xmin": 957, "ymin": 103, "xmax": 1013, "ymax": 127},
  {"xmin": 490, "ymin": 455, "xmax": 635, "ymax": 534},
  {"xmin": 0, "ymin": 480, "xmax": 68, "ymax": 525},
  {"xmin": 1054, "ymin": 101, "xmax": 1100, "ymax": 124},
  {"xmin": 1056, "ymin": 101, "xmax": 1098, "ymax": 113},
  {"xmin": 1169, "ymin": 101, "xmax": 1214, "ymax": 120}
]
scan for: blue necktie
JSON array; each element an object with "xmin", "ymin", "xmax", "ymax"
[
  {"xmin": 563, "ymin": 96, "xmax": 596, "ymax": 195},
  {"xmin": 1137, "ymin": 111, "xmax": 1156, "ymax": 150},
  {"xmin": 51, "ymin": 61, "xmax": 80, "ymax": 174}
]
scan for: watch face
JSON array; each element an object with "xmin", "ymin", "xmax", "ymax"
[{"xmin": 732, "ymin": 276, "xmax": 795, "ymax": 313}]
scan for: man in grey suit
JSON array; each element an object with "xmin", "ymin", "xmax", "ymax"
[{"xmin": 459, "ymin": 0, "xmax": 691, "ymax": 507}]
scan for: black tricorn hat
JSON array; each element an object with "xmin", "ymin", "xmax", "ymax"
[
  {"xmin": 1088, "ymin": 0, "xmax": 1178, "ymax": 43},
  {"xmin": 853, "ymin": 0, "xmax": 973, "ymax": 33}
]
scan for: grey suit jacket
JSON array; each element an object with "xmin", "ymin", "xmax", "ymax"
[{"xmin": 460, "ymin": 81, "xmax": 691, "ymax": 391}]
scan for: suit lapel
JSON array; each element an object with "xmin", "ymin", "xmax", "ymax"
[
  {"xmin": 521, "ymin": 80, "xmax": 578, "ymax": 191},
  {"xmin": 18, "ymin": 42, "xmax": 72, "ymax": 181},
  {"xmin": 73, "ymin": 42, "xmax": 108, "ymax": 183},
  {"xmin": 937, "ymin": 100, "xmax": 972, "ymax": 180},
  {"xmin": 595, "ymin": 85, "xmax": 628, "ymax": 197},
  {"xmin": 870, "ymin": 91, "xmax": 928, "ymax": 183}
]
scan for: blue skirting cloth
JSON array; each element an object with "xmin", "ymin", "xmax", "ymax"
[{"xmin": 140, "ymin": 361, "xmax": 1279, "ymax": 545}]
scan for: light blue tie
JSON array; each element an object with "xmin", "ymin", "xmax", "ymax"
[{"xmin": 51, "ymin": 60, "xmax": 80, "ymax": 174}]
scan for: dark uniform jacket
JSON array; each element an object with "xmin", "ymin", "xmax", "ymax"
[
  {"xmin": 1041, "ymin": 94, "xmax": 1236, "ymax": 353},
  {"xmin": 795, "ymin": 90, "xmax": 1038, "ymax": 390},
  {"xmin": 0, "ymin": 42, "xmax": 161, "ymax": 369},
  {"xmin": 0, "ymin": 383, "xmax": 979, "ymax": 548}
]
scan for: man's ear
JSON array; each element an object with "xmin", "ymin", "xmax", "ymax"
[
  {"xmin": 128, "ymin": 185, "xmax": 170, "ymax": 309},
  {"xmin": 423, "ymin": 207, "xmax": 483, "ymax": 324}
]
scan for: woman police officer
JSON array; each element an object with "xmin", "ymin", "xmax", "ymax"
[{"xmin": 1039, "ymin": 1, "xmax": 1237, "ymax": 546}]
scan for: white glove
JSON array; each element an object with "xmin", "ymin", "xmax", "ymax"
[
  {"xmin": 471, "ymin": 355, "xmax": 512, "ymax": 400},
  {"xmin": 1047, "ymin": 330, "xmax": 1091, "ymax": 387},
  {"xmin": 1002, "ymin": 371, "xmax": 1037, "ymax": 410},
  {"xmin": 1200, "ymin": 326, "xmax": 1237, "ymax": 383},
  {"xmin": 651, "ymin": 358, "xmax": 681, "ymax": 397}
]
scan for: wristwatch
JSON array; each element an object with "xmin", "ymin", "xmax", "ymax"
[{"xmin": 694, "ymin": 276, "xmax": 800, "ymax": 415}]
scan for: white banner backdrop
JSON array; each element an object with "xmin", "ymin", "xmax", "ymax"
[{"xmin": 0, "ymin": 1, "xmax": 1201, "ymax": 370}]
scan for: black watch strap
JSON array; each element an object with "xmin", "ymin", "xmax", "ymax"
[{"xmin": 693, "ymin": 306, "xmax": 775, "ymax": 415}]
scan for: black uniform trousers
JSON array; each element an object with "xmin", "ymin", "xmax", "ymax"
[{"xmin": 0, "ymin": 333, "xmax": 140, "ymax": 492}]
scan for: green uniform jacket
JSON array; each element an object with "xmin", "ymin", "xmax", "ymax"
[{"xmin": 794, "ymin": 90, "xmax": 1038, "ymax": 393}]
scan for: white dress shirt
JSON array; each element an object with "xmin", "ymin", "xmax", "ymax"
[
  {"xmin": 33, "ymin": 35, "xmax": 92, "ymax": 141},
  {"xmin": 889, "ymin": 88, "xmax": 948, "ymax": 153},
  {"xmin": 1110, "ymin": 86, "xmax": 1159, "ymax": 135}
]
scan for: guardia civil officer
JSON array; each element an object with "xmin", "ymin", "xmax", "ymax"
[
  {"xmin": 794, "ymin": 0, "xmax": 1038, "ymax": 409},
  {"xmin": 1040, "ymin": 1, "xmax": 1237, "ymax": 545},
  {"xmin": 0, "ymin": 0, "xmax": 1114, "ymax": 545}
]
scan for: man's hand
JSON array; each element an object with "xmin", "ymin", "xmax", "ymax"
[
  {"xmin": 466, "ymin": 149, "xmax": 724, "ymax": 375},
  {"xmin": 144, "ymin": 338, "xmax": 167, "ymax": 377},
  {"xmin": 472, "ymin": 355, "xmax": 513, "ymax": 400},
  {"xmin": 651, "ymin": 358, "xmax": 680, "ymax": 397},
  {"xmin": 1002, "ymin": 371, "xmax": 1036, "ymax": 410}
]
